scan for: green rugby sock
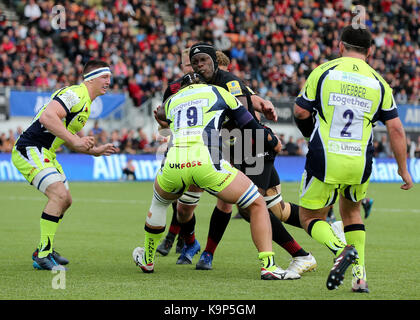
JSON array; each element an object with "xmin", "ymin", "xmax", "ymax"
[
  {"xmin": 38, "ymin": 212, "xmax": 60, "ymax": 258},
  {"xmin": 258, "ymin": 251, "xmax": 276, "ymax": 270},
  {"xmin": 344, "ymin": 224, "xmax": 366, "ymax": 266},
  {"xmin": 144, "ymin": 226, "xmax": 165, "ymax": 264},
  {"xmin": 308, "ymin": 219, "xmax": 346, "ymax": 257}
]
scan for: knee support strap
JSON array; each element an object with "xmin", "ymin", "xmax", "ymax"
[
  {"xmin": 236, "ymin": 183, "xmax": 260, "ymax": 209},
  {"xmin": 178, "ymin": 191, "xmax": 202, "ymax": 206},
  {"xmin": 32, "ymin": 167, "xmax": 68, "ymax": 193},
  {"xmin": 264, "ymin": 186, "xmax": 286, "ymax": 220},
  {"xmin": 147, "ymin": 186, "xmax": 174, "ymax": 227}
]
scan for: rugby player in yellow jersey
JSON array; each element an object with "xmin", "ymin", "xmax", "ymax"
[
  {"xmin": 133, "ymin": 73, "xmax": 301, "ymax": 280},
  {"xmin": 12, "ymin": 60, "xmax": 118, "ymax": 270},
  {"xmin": 294, "ymin": 25, "xmax": 413, "ymax": 292}
]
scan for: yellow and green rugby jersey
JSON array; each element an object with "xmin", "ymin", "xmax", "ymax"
[
  {"xmin": 15, "ymin": 83, "xmax": 92, "ymax": 155},
  {"xmin": 296, "ymin": 57, "xmax": 398, "ymax": 184},
  {"xmin": 164, "ymin": 83, "xmax": 245, "ymax": 148}
]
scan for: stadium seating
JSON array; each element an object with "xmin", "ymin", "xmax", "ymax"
[{"xmin": 0, "ymin": 0, "xmax": 418, "ymax": 155}]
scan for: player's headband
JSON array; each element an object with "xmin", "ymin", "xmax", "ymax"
[
  {"xmin": 189, "ymin": 42, "xmax": 218, "ymax": 71},
  {"xmin": 83, "ymin": 67, "xmax": 111, "ymax": 81}
]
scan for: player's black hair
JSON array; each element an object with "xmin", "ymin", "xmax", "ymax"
[
  {"xmin": 340, "ymin": 25, "xmax": 372, "ymax": 55},
  {"xmin": 82, "ymin": 60, "xmax": 110, "ymax": 76}
]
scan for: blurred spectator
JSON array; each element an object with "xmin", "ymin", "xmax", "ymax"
[
  {"xmin": 395, "ymin": 89, "xmax": 408, "ymax": 105},
  {"xmin": 24, "ymin": 0, "xmax": 41, "ymax": 24},
  {"xmin": 0, "ymin": 130, "xmax": 14, "ymax": 153},
  {"xmin": 128, "ymin": 77, "xmax": 146, "ymax": 107},
  {"xmin": 91, "ymin": 120, "xmax": 103, "ymax": 136},
  {"xmin": 284, "ymin": 136, "xmax": 299, "ymax": 156},
  {"xmin": 97, "ymin": 130, "xmax": 109, "ymax": 146},
  {"xmin": 122, "ymin": 159, "xmax": 137, "ymax": 180},
  {"xmin": 124, "ymin": 139, "xmax": 137, "ymax": 154},
  {"xmin": 136, "ymin": 128, "xmax": 150, "ymax": 151},
  {"xmin": 376, "ymin": 134, "xmax": 392, "ymax": 158},
  {"xmin": 109, "ymin": 129, "xmax": 122, "ymax": 150}
]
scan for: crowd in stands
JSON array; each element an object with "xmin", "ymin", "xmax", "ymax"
[
  {"xmin": 172, "ymin": 0, "xmax": 419, "ymax": 104},
  {"xmin": 0, "ymin": 1, "xmax": 419, "ymax": 157},
  {"xmin": 0, "ymin": 0, "xmax": 418, "ymax": 106},
  {"xmin": 2, "ymin": 124, "xmax": 420, "ymax": 158}
]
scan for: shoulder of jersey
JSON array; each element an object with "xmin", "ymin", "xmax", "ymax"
[
  {"xmin": 315, "ymin": 57, "xmax": 345, "ymax": 72},
  {"xmin": 216, "ymin": 69, "xmax": 242, "ymax": 83}
]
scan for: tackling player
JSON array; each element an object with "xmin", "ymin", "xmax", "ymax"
[
  {"xmin": 133, "ymin": 73, "xmax": 300, "ymax": 280},
  {"xmin": 188, "ymin": 43, "xmax": 316, "ymax": 274}
]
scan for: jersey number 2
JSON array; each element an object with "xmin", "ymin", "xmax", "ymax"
[
  {"xmin": 340, "ymin": 109, "xmax": 354, "ymax": 137},
  {"xmin": 330, "ymin": 107, "xmax": 363, "ymax": 140}
]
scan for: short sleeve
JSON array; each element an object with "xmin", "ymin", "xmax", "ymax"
[
  {"xmin": 295, "ymin": 70, "xmax": 318, "ymax": 112},
  {"xmin": 379, "ymin": 84, "xmax": 399, "ymax": 123},
  {"xmin": 53, "ymin": 89, "xmax": 81, "ymax": 114}
]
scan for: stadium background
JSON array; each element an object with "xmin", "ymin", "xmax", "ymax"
[{"xmin": 0, "ymin": 0, "xmax": 419, "ymax": 183}]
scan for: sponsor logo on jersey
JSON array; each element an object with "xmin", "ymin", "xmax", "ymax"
[
  {"xmin": 328, "ymin": 70, "xmax": 380, "ymax": 90},
  {"xmin": 77, "ymin": 115, "xmax": 87, "ymax": 125},
  {"xmin": 169, "ymin": 161, "xmax": 202, "ymax": 169},
  {"xmin": 328, "ymin": 140, "xmax": 362, "ymax": 156},
  {"xmin": 59, "ymin": 89, "xmax": 81, "ymax": 110},
  {"xmin": 170, "ymin": 82, "xmax": 181, "ymax": 94},
  {"xmin": 226, "ymin": 81, "xmax": 242, "ymax": 96},
  {"xmin": 329, "ymin": 92, "xmax": 372, "ymax": 113}
]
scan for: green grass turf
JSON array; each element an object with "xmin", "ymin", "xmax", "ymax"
[{"xmin": 0, "ymin": 181, "xmax": 418, "ymax": 300}]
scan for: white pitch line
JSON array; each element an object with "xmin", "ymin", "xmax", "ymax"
[{"xmin": 0, "ymin": 195, "xmax": 419, "ymax": 212}]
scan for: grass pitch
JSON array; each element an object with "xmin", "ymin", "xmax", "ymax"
[{"xmin": 0, "ymin": 181, "xmax": 418, "ymax": 300}]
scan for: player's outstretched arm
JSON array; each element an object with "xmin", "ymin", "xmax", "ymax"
[
  {"xmin": 386, "ymin": 117, "xmax": 413, "ymax": 190},
  {"xmin": 40, "ymin": 100, "xmax": 95, "ymax": 152},
  {"xmin": 86, "ymin": 143, "xmax": 119, "ymax": 157}
]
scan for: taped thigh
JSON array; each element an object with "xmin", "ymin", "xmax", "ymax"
[
  {"xmin": 236, "ymin": 183, "xmax": 260, "ymax": 209},
  {"xmin": 31, "ymin": 167, "xmax": 66, "ymax": 194},
  {"xmin": 178, "ymin": 191, "xmax": 203, "ymax": 206}
]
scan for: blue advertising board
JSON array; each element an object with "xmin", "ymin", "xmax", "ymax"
[
  {"xmin": 9, "ymin": 90, "xmax": 125, "ymax": 119},
  {"xmin": 377, "ymin": 104, "xmax": 420, "ymax": 128},
  {"xmin": 1, "ymin": 154, "xmax": 419, "ymax": 184}
]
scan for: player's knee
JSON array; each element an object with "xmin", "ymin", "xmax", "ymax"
[
  {"xmin": 51, "ymin": 188, "xmax": 72, "ymax": 210},
  {"xmin": 176, "ymin": 203, "xmax": 194, "ymax": 223},
  {"xmin": 237, "ymin": 208, "xmax": 250, "ymax": 222},
  {"xmin": 249, "ymin": 195, "xmax": 266, "ymax": 211},
  {"xmin": 264, "ymin": 186, "xmax": 288, "ymax": 221},
  {"xmin": 245, "ymin": 195, "xmax": 267, "ymax": 220},
  {"xmin": 216, "ymin": 199, "xmax": 232, "ymax": 213},
  {"xmin": 147, "ymin": 191, "xmax": 173, "ymax": 227}
]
